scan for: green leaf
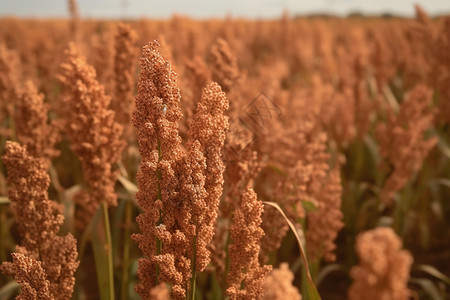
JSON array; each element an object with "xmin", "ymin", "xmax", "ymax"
[
  {"xmin": 409, "ymin": 278, "xmax": 444, "ymax": 300},
  {"xmin": 302, "ymin": 200, "xmax": 317, "ymax": 212},
  {"xmin": 128, "ymin": 259, "xmax": 140, "ymax": 300},
  {"xmin": 49, "ymin": 164, "xmax": 64, "ymax": 194},
  {"xmin": 210, "ymin": 272, "xmax": 223, "ymax": 300},
  {"xmin": 363, "ymin": 135, "xmax": 381, "ymax": 165},
  {"xmin": 430, "ymin": 129, "xmax": 450, "ymax": 160},
  {"xmin": 61, "ymin": 184, "xmax": 81, "ymax": 234},
  {"xmin": 0, "ymin": 280, "xmax": 19, "ymax": 300},
  {"xmin": 433, "ymin": 178, "xmax": 450, "ymax": 190},
  {"xmin": 383, "ymin": 85, "xmax": 400, "ymax": 113},
  {"xmin": 263, "ymin": 201, "xmax": 321, "ymax": 300},
  {"xmin": 112, "ymin": 199, "xmax": 126, "ymax": 264},
  {"xmin": 376, "ymin": 216, "xmax": 394, "ymax": 227},
  {"xmin": 118, "ymin": 175, "xmax": 138, "ymax": 197},
  {"xmin": 120, "ymin": 200, "xmax": 134, "ymax": 300},
  {"xmin": 315, "ymin": 264, "xmax": 346, "ymax": 286},
  {"xmin": 90, "ymin": 202, "xmax": 115, "ymax": 300},
  {"xmin": 414, "ymin": 265, "xmax": 450, "ymax": 285},
  {"xmin": 265, "ymin": 163, "xmax": 286, "ymax": 175}
]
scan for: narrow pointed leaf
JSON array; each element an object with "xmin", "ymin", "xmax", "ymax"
[{"xmin": 263, "ymin": 201, "xmax": 321, "ymax": 300}]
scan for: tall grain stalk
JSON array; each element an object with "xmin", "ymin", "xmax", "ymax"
[
  {"xmin": 132, "ymin": 41, "xmax": 228, "ymax": 299},
  {"xmin": 1, "ymin": 142, "xmax": 79, "ymax": 300}
]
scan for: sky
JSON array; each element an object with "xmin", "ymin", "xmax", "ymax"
[{"xmin": 1, "ymin": 0, "xmax": 450, "ymax": 19}]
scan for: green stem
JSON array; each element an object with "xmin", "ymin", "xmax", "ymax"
[
  {"xmin": 190, "ymin": 235, "xmax": 197, "ymax": 300},
  {"xmin": 224, "ymin": 228, "xmax": 231, "ymax": 283},
  {"xmin": 309, "ymin": 260, "xmax": 320, "ymax": 282},
  {"xmin": 156, "ymin": 239, "xmax": 161, "ymax": 284},
  {"xmin": 155, "ymin": 141, "xmax": 163, "ymax": 284},
  {"xmin": 0, "ymin": 206, "xmax": 5, "ymax": 262},
  {"xmin": 49, "ymin": 164, "xmax": 65, "ymax": 195},
  {"xmin": 101, "ymin": 202, "xmax": 115, "ymax": 300},
  {"xmin": 8, "ymin": 113, "xmax": 17, "ymax": 142},
  {"xmin": 121, "ymin": 200, "xmax": 133, "ymax": 300},
  {"xmin": 0, "ymin": 136, "xmax": 6, "ymax": 176}
]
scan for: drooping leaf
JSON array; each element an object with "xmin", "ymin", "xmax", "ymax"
[
  {"xmin": 410, "ymin": 278, "xmax": 444, "ymax": 300},
  {"xmin": 263, "ymin": 201, "xmax": 321, "ymax": 300},
  {"xmin": 414, "ymin": 265, "xmax": 450, "ymax": 285},
  {"xmin": 118, "ymin": 175, "xmax": 138, "ymax": 196},
  {"xmin": 315, "ymin": 264, "xmax": 347, "ymax": 286}
]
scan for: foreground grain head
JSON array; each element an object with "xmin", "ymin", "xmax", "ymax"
[
  {"xmin": 0, "ymin": 142, "xmax": 79, "ymax": 300},
  {"xmin": 187, "ymin": 82, "xmax": 229, "ymax": 272},
  {"xmin": 132, "ymin": 40, "xmax": 230, "ymax": 299},
  {"xmin": 131, "ymin": 40, "xmax": 186, "ymax": 299}
]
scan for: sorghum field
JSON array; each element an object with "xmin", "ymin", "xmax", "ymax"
[{"xmin": 0, "ymin": 2, "xmax": 450, "ymax": 299}]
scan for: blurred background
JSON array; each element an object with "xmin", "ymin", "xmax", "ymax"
[{"xmin": 1, "ymin": 0, "xmax": 450, "ymax": 19}]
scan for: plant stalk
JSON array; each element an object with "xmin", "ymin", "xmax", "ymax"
[
  {"xmin": 101, "ymin": 201, "xmax": 115, "ymax": 300},
  {"xmin": 121, "ymin": 200, "xmax": 133, "ymax": 300},
  {"xmin": 190, "ymin": 235, "xmax": 197, "ymax": 300}
]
